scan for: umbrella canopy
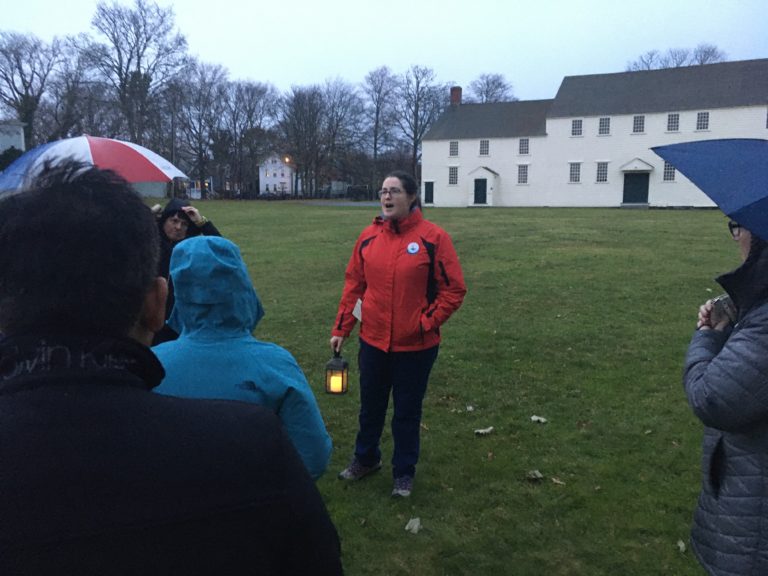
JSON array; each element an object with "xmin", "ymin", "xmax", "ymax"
[
  {"xmin": 0, "ymin": 135, "xmax": 187, "ymax": 194},
  {"xmin": 652, "ymin": 139, "xmax": 768, "ymax": 240}
]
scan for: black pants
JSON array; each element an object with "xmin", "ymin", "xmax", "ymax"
[{"xmin": 354, "ymin": 339, "xmax": 439, "ymax": 478}]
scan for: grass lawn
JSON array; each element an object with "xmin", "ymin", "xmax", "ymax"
[{"xmin": 166, "ymin": 200, "xmax": 731, "ymax": 575}]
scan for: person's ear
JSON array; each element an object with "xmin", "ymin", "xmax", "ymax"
[
  {"xmin": 129, "ymin": 277, "xmax": 168, "ymax": 346},
  {"xmin": 144, "ymin": 277, "xmax": 168, "ymax": 332}
]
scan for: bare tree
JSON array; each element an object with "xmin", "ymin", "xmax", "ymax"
[
  {"xmin": 626, "ymin": 44, "xmax": 727, "ymax": 70},
  {"xmin": 278, "ymin": 85, "xmax": 325, "ymax": 196},
  {"xmin": 361, "ymin": 66, "xmax": 397, "ymax": 195},
  {"xmin": 33, "ymin": 35, "xmax": 119, "ymax": 143},
  {"xmin": 0, "ymin": 31, "xmax": 61, "ymax": 147},
  {"xmin": 223, "ymin": 80, "xmax": 279, "ymax": 196},
  {"xmin": 322, "ymin": 78, "xmax": 365, "ymax": 186},
  {"xmin": 87, "ymin": 0, "xmax": 188, "ymax": 144},
  {"xmin": 35, "ymin": 38, "xmax": 88, "ymax": 142},
  {"xmin": 692, "ymin": 43, "xmax": 727, "ymax": 65},
  {"xmin": 626, "ymin": 49, "xmax": 662, "ymax": 71},
  {"xmin": 176, "ymin": 61, "xmax": 228, "ymax": 197},
  {"xmin": 143, "ymin": 77, "xmax": 184, "ymax": 168},
  {"xmin": 659, "ymin": 48, "xmax": 691, "ymax": 68},
  {"xmin": 393, "ymin": 65, "xmax": 448, "ymax": 178},
  {"xmin": 467, "ymin": 73, "xmax": 517, "ymax": 103}
]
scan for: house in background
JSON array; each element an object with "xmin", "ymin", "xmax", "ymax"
[
  {"xmin": 421, "ymin": 58, "xmax": 768, "ymax": 208},
  {"xmin": 259, "ymin": 153, "xmax": 297, "ymax": 195},
  {"xmin": 0, "ymin": 120, "xmax": 25, "ymax": 154}
]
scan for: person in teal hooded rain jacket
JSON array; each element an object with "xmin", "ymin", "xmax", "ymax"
[{"xmin": 153, "ymin": 236, "xmax": 332, "ymax": 480}]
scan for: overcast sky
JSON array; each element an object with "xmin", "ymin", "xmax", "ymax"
[{"xmin": 4, "ymin": 0, "xmax": 768, "ymax": 100}]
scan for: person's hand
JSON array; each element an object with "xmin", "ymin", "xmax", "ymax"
[
  {"xmin": 697, "ymin": 299, "xmax": 731, "ymax": 331},
  {"xmin": 181, "ymin": 205, "xmax": 205, "ymax": 226},
  {"xmin": 330, "ymin": 336, "xmax": 345, "ymax": 353}
]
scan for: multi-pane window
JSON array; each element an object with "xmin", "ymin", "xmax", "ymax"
[
  {"xmin": 598, "ymin": 117, "xmax": 611, "ymax": 135},
  {"xmin": 633, "ymin": 115, "xmax": 645, "ymax": 133},
  {"xmin": 696, "ymin": 112, "xmax": 710, "ymax": 130},
  {"xmin": 569, "ymin": 163, "xmax": 581, "ymax": 183},
  {"xmin": 571, "ymin": 119, "xmax": 583, "ymax": 136},
  {"xmin": 479, "ymin": 139, "xmax": 489, "ymax": 156},
  {"xmin": 448, "ymin": 166, "xmax": 458, "ymax": 185},
  {"xmin": 517, "ymin": 164, "xmax": 529, "ymax": 185},
  {"xmin": 667, "ymin": 113, "xmax": 680, "ymax": 132},
  {"xmin": 663, "ymin": 161, "xmax": 676, "ymax": 181},
  {"xmin": 519, "ymin": 138, "xmax": 529, "ymax": 155},
  {"xmin": 596, "ymin": 162, "xmax": 608, "ymax": 183},
  {"xmin": 449, "ymin": 141, "xmax": 458, "ymax": 156}
]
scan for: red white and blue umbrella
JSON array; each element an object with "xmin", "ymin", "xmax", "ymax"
[{"xmin": 0, "ymin": 135, "xmax": 187, "ymax": 193}]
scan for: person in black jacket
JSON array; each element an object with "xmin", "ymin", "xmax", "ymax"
[
  {"xmin": 0, "ymin": 161, "xmax": 343, "ymax": 575},
  {"xmin": 153, "ymin": 197, "xmax": 221, "ymax": 344}
]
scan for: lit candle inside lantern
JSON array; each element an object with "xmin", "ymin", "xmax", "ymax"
[
  {"xmin": 325, "ymin": 352, "xmax": 349, "ymax": 395},
  {"xmin": 330, "ymin": 374, "xmax": 343, "ymax": 393}
]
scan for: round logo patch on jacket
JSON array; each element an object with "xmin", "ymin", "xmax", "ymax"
[{"xmin": 407, "ymin": 242, "xmax": 420, "ymax": 254}]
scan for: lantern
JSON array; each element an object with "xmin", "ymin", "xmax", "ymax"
[{"xmin": 325, "ymin": 351, "xmax": 348, "ymax": 395}]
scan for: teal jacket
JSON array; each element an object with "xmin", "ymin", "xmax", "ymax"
[{"xmin": 153, "ymin": 236, "xmax": 332, "ymax": 479}]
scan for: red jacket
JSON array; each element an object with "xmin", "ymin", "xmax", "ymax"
[{"xmin": 332, "ymin": 209, "xmax": 466, "ymax": 352}]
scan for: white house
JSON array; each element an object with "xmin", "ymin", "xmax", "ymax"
[
  {"xmin": 0, "ymin": 121, "xmax": 25, "ymax": 154},
  {"xmin": 259, "ymin": 153, "xmax": 296, "ymax": 195},
  {"xmin": 421, "ymin": 58, "xmax": 768, "ymax": 207}
]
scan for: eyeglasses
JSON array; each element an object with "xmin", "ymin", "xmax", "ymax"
[
  {"xmin": 378, "ymin": 188, "xmax": 405, "ymax": 198},
  {"xmin": 728, "ymin": 220, "xmax": 742, "ymax": 239}
]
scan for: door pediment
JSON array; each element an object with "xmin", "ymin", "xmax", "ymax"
[
  {"xmin": 468, "ymin": 166, "xmax": 499, "ymax": 177},
  {"xmin": 620, "ymin": 158, "xmax": 654, "ymax": 173}
]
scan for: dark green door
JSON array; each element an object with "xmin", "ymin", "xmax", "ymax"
[
  {"xmin": 622, "ymin": 173, "xmax": 649, "ymax": 204},
  {"xmin": 474, "ymin": 179, "xmax": 487, "ymax": 204},
  {"xmin": 424, "ymin": 181, "xmax": 434, "ymax": 204}
]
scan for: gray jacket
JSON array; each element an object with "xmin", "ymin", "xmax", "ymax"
[{"xmin": 684, "ymin": 243, "xmax": 768, "ymax": 576}]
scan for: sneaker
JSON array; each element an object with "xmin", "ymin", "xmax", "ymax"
[
  {"xmin": 338, "ymin": 458, "xmax": 382, "ymax": 481},
  {"xmin": 391, "ymin": 476, "xmax": 413, "ymax": 497}
]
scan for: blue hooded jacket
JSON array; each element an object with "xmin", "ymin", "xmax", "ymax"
[{"xmin": 153, "ymin": 236, "xmax": 332, "ymax": 479}]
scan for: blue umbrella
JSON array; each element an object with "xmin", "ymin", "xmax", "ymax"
[{"xmin": 652, "ymin": 139, "xmax": 768, "ymax": 240}]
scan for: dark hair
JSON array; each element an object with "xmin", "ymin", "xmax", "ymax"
[
  {"xmin": 385, "ymin": 170, "xmax": 421, "ymax": 211},
  {"xmin": 0, "ymin": 160, "xmax": 160, "ymax": 336},
  {"xmin": 159, "ymin": 197, "xmax": 192, "ymax": 227}
]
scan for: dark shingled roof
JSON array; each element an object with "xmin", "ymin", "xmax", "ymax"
[
  {"xmin": 548, "ymin": 58, "xmax": 768, "ymax": 118},
  {"xmin": 424, "ymin": 99, "xmax": 552, "ymax": 140}
]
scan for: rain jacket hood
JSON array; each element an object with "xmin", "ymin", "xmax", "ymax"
[
  {"xmin": 168, "ymin": 236, "xmax": 264, "ymax": 337},
  {"xmin": 154, "ymin": 236, "xmax": 332, "ymax": 479}
]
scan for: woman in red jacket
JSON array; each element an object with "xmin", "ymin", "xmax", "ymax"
[{"xmin": 330, "ymin": 171, "xmax": 466, "ymax": 497}]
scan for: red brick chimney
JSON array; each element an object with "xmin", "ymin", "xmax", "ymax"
[{"xmin": 450, "ymin": 86, "xmax": 462, "ymax": 106}]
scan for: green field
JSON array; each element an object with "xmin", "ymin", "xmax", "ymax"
[{"xmin": 170, "ymin": 201, "xmax": 730, "ymax": 575}]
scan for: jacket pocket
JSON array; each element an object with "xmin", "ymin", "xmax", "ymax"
[{"xmin": 706, "ymin": 434, "xmax": 725, "ymax": 498}]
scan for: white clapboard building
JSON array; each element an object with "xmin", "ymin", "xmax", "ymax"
[{"xmin": 421, "ymin": 58, "xmax": 768, "ymax": 207}]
